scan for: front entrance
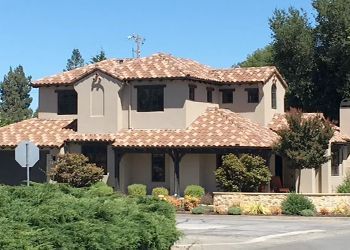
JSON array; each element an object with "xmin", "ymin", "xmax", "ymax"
[
  {"xmin": 82, "ymin": 144, "xmax": 107, "ymax": 173},
  {"xmin": 275, "ymin": 155, "xmax": 283, "ymax": 182}
]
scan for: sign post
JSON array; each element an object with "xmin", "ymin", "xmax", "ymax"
[{"xmin": 15, "ymin": 141, "xmax": 39, "ymax": 186}]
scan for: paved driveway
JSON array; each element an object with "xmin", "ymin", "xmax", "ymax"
[{"xmin": 173, "ymin": 214, "xmax": 350, "ymax": 250}]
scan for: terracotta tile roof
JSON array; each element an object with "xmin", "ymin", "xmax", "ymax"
[
  {"xmin": 0, "ymin": 119, "xmax": 75, "ymax": 148},
  {"xmin": 268, "ymin": 113, "xmax": 350, "ymax": 144},
  {"xmin": 113, "ymin": 108, "xmax": 278, "ymax": 148},
  {"xmin": 33, "ymin": 53, "xmax": 285, "ymax": 87}
]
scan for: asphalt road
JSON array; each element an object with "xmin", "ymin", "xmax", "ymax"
[{"xmin": 173, "ymin": 214, "xmax": 350, "ymax": 250}]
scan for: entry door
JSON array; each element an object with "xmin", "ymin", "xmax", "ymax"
[
  {"xmin": 275, "ymin": 155, "xmax": 283, "ymax": 181},
  {"xmin": 81, "ymin": 144, "xmax": 107, "ymax": 173}
]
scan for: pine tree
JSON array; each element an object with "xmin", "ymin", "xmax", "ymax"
[
  {"xmin": 90, "ymin": 50, "xmax": 107, "ymax": 63},
  {"xmin": 0, "ymin": 66, "xmax": 33, "ymax": 125},
  {"xmin": 65, "ymin": 49, "xmax": 85, "ymax": 71}
]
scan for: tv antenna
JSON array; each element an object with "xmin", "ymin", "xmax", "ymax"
[{"xmin": 128, "ymin": 34, "xmax": 145, "ymax": 58}]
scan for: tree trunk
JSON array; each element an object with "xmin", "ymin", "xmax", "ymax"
[{"xmin": 297, "ymin": 167, "xmax": 302, "ymax": 193}]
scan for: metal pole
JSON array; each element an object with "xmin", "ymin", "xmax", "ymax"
[{"xmin": 26, "ymin": 142, "xmax": 29, "ymax": 186}]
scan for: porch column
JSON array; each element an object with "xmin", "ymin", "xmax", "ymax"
[
  {"xmin": 169, "ymin": 149, "xmax": 185, "ymax": 196},
  {"xmin": 114, "ymin": 150, "xmax": 124, "ymax": 191}
]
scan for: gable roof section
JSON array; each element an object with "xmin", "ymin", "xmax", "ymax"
[
  {"xmin": 268, "ymin": 113, "xmax": 350, "ymax": 144},
  {"xmin": 33, "ymin": 53, "xmax": 286, "ymax": 87}
]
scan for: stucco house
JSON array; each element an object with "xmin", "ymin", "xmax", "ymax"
[{"xmin": 0, "ymin": 53, "xmax": 349, "ymax": 194}]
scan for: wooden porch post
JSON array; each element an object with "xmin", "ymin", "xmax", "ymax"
[{"xmin": 168, "ymin": 149, "xmax": 185, "ymax": 196}]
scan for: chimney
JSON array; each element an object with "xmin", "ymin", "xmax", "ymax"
[{"xmin": 340, "ymin": 98, "xmax": 350, "ymax": 136}]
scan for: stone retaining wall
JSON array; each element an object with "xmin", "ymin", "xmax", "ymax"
[{"xmin": 213, "ymin": 192, "xmax": 350, "ymax": 213}]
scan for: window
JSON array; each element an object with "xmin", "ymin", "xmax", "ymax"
[
  {"xmin": 136, "ymin": 85, "xmax": 165, "ymax": 112},
  {"xmin": 207, "ymin": 87, "xmax": 214, "ymax": 103},
  {"xmin": 152, "ymin": 154, "xmax": 165, "ymax": 182},
  {"xmin": 331, "ymin": 146, "xmax": 343, "ymax": 176},
  {"xmin": 81, "ymin": 144, "xmax": 107, "ymax": 174},
  {"xmin": 57, "ymin": 90, "xmax": 77, "ymax": 115},
  {"xmin": 188, "ymin": 84, "xmax": 196, "ymax": 101},
  {"xmin": 271, "ymin": 84, "xmax": 277, "ymax": 109},
  {"xmin": 221, "ymin": 89, "xmax": 234, "ymax": 104},
  {"xmin": 246, "ymin": 88, "xmax": 259, "ymax": 103}
]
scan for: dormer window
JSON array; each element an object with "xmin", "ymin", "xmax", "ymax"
[
  {"xmin": 207, "ymin": 87, "xmax": 214, "ymax": 103},
  {"xmin": 271, "ymin": 84, "xmax": 277, "ymax": 109},
  {"xmin": 136, "ymin": 85, "xmax": 165, "ymax": 112},
  {"xmin": 188, "ymin": 84, "xmax": 196, "ymax": 101},
  {"xmin": 246, "ymin": 88, "xmax": 259, "ymax": 103},
  {"xmin": 57, "ymin": 90, "xmax": 77, "ymax": 115}
]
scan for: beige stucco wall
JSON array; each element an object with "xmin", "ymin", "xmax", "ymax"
[
  {"xmin": 340, "ymin": 106, "xmax": 350, "ymax": 136},
  {"xmin": 199, "ymin": 154, "xmax": 217, "ymax": 193}
]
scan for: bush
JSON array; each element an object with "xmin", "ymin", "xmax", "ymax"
[
  {"xmin": 49, "ymin": 153, "xmax": 104, "ymax": 187},
  {"xmin": 200, "ymin": 193, "xmax": 213, "ymax": 205},
  {"xmin": 337, "ymin": 176, "xmax": 350, "ymax": 193},
  {"xmin": 281, "ymin": 193, "xmax": 315, "ymax": 215},
  {"xmin": 270, "ymin": 206, "xmax": 282, "ymax": 215},
  {"xmin": 152, "ymin": 187, "xmax": 169, "ymax": 197},
  {"xmin": 300, "ymin": 209, "xmax": 315, "ymax": 217},
  {"xmin": 228, "ymin": 207, "xmax": 241, "ymax": 215},
  {"xmin": 214, "ymin": 154, "xmax": 271, "ymax": 192},
  {"xmin": 191, "ymin": 206, "xmax": 206, "ymax": 214},
  {"xmin": 243, "ymin": 203, "xmax": 270, "ymax": 215},
  {"xmin": 184, "ymin": 185, "xmax": 205, "ymax": 198},
  {"xmin": 184, "ymin": 196, "xmax": 200, "ymax": 211},
  {"xmin": 0, "ymin": 184, "xmax": 179, "ymax": 249},
  {"xmin": 128, "ymin": 184, "xmax": 147, "ymax": 197}
]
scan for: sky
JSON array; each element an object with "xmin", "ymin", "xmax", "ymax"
[{"xmin": 0, "ymin": 0, "xmax": 314, "ymax": 110}]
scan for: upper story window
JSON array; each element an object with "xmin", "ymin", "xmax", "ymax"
[
  {"xmin": 207, "ymin": 87, "xmax": 214, "ymax": 103},
  {"xmin": 220, "ymin": 89, "xmax": 234, "ymax": 104},
  {"xmin": 188, "ymin": 84, "xmax": 196, "ymax": 101},
  {"xmin": 136, "ymin": 85, "xmax": 165, "ymax": 112},
  {"xmin": 152, "ymin": 154, "xmax": 165, "ymax": 182},
  {"xmin": 246, "ymin": 88, "xmax": 259, "ymax": 103},
  {"xmin": 57, "ymin": 90, "xmax": 77, "ymax": 115},
  {"xmin": 271, "ymin": 84, "xmax": 277, "ymax": 109}
]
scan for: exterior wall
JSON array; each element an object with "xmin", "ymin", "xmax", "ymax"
[
  {"xmin": 199, "ymin": 154, "xmax": 217, "ymax": 193},
  {"xmin": 340, "ymin": 103, "xmax": 350, "ymax": 136},
  {"xmin": 74, "ymin": 72, "xmax": 123, "ymax": 133},
  {"xmin": 38, "ymin": 86, "xmax": 77, "ymax": 120},
  {"xmin": 263, "ymin": 76, "xmax": 285, "ymax": 126},
  {"xmin": 213, "ymin": 192, "xmax": 350, "ymax": 213}
]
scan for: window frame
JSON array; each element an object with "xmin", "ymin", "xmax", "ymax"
[
  {"xmin": 271, "ymin": 84, "xmax": 277, "ymax": 109},
  {"xmin": 246, "ymin": 88, "xmax": 259, "ymax": 103},
  {"xmin": 188, "ymin": 84, "xmax": 197, "ymax": 101},
  {"xmin": 135, "ymin": 85, "xmax": 165, "ymax": 112},
  {"xmin": 152, "ymin": 153, "xmax": 165, "ymax": 182},
  {"xmin": 220, "ymin": 89, "xmax": 234, "ymax": 104},
  {"xmin": 56, "ymin": 90, "xmax": 78, "ymax": 115},
  {"xmin": 206, "ymin": 87, "xmax": 214, "ymax": 103}
]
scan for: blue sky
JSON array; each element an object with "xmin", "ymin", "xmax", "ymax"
[{"xmin": 0, "ymin": 0, "xmax": 314, "ymax": 110}]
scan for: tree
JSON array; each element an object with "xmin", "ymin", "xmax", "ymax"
[
  {"xmin": 269, "ymin": 7, "xmax": 315, "ymax": 111},
  {"xmin": 214, "ymin": 154, "xmax": 271, "ymax": 192},
  {"xmin": 65, "ymin": 48, "xmax": 85, "ymax": 71},
  {"xmin": 90, "ymin": 50, "xmax": 107, "ymax": 63},
  {"xmin": 0, "ymin": 66, "xmax": 32, "ymax": 125},
  {"xmin": 237, "ymin": 45, "xmax": 274, "ymax": 67},
  {"xmin": 273, "ymin": 110, "xmax": 334, "ymax": 192}
]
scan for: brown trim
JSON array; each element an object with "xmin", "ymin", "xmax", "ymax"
[
  {"xmin": 188, "ymin": 84, "xmax": 197, "ymax": 88},
  {"xmin": 133, "ymin": 84, "xmax": 166, "ymax": 89},
  {"xmin": 206, "ymin": 87, "xmax": 214, "ymax": 91},
  {"xmin": 219, "ymin": 88, "xmax": 235, "ymax": 92}
]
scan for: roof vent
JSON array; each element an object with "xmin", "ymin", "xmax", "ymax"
[{"xmin": 340, "ymin": 98, "xmax": 350, "ymax": 108}]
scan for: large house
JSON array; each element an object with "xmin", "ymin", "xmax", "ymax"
[{"xmin": 0, "ymin": 53, "xmax": 349, "ymax": 194}]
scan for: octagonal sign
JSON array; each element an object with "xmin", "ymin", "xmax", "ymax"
[{"xmin": 15, "ymin": 141, "xmax": 39, "ymax": 168}]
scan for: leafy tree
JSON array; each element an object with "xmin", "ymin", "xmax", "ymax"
[
  {"xmin": 0, "ymin": 66, "xmax": 32, "ymax": 125},
  {"xmin": 269, "ymin": 7, "xmax": 315, "ymax": 111},
  {"xmin": 273, "ymin": 110, "xmax": 334, "ymax": 192},
  {"xmin": 214, "ymin": 154, "xmax": 271, "ymax": 192},
  {"xmin": 90, "ymin": 49, "xmax": 107, "ymax": 63},
  {"xmin": 237, "ymin": 45, "xmax": 274, "ymax": 67},
  {"xmin": 65, "ymin": 48, "xmax": 85, "ymax": 71}
]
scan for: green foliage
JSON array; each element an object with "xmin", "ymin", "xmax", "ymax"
[
  {"xmin": 152, "ymin": 187, "xmax": 169, "ymax": 197},
  {"xmin": 128, "ymin": 184, "xmax": 147, "ymax": 197},
  {"xmin": 200, "ymin": 193, "xmax": 213, "ymax": 205},
  {"xmin": 184, "ymin": 185, "xmax": 205, "ymax": 198},
  {"xmin": 215, "ymin": 154, "xmax": 271, "ymax": 192},
  {"xmin": 49, "ymin": 153, "xmax": 104, "ymax": 188},
  {"xmin": 274, "ymin": 110, "xmax": 334, "ymax": 192},
  {"xmin": 91, "ymin": 49, "xmax": 107, "ymax": 63},
  {"xmin": 237, "ymin": 45, "xmax": 274, "ymax": 67},
  {"xmin": 337, "ymin": 176, "xmax": 350, "ymax": 193},
  {"xmin": 0, "ymin": 65, "xmax": 32, "ymax": 126},
  {"xmin": 300, "ymin": 209, "xmax": 315, "ymax": 217},
  {"xmin": 65, "ymin": 48, "xmax": 85, "ymax": 71},
  {"xmin": 281, "ymin": 193, "xmax": 315, "ymax": 215},
  {"xmin": 228, "ymin": 206, "xmax": 241, "ymax": 215},
  {"xmin": 191, "ymin": 206, "xmax": 206, "ymax": 214},
  {"xmin": 0, "ymin": 184, "xmax": 179, "ymax": 249}
]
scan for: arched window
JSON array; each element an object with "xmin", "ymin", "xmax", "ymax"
[{"xmin": 271, "ymin": 84, "xmax": 277, "ymax": 109}]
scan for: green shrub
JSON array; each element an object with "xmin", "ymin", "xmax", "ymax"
[
  {"xmin": 191, "ymin": 206, "xmax": 206, "ymax": 214},
  {"xmin": 49, "ymin": 153, "xmax": 104, "ymax": 187},
  {"xmin": 184, "ymin": 185, "xmax": 205, "ymax": 198},
  {"xmin": 228, "ymin": 207, "xmax": 241, "ymax": 215},
  {"xmin": 152, "ymin": 187, "xmax": 169, "ymax": 197},
  {"xmin": 0, "ymin": 184, "xmax": 179, "ymax": 249},
  {"xmin": 337, "ymin": 176, "xmax": 350, "ymax": 193},
  {"xmin": 300, "ymin": 209, "xmax": 315, "ymax": 217},
  {"xmin": 128, "ymin": 184, "xmax": 147, "ymax": 197},
  {"xmin": 281, "ymin": 193, "xmax": 315, "ymax": 215},
  {"xmin": 87, "ymin": 182, "xmax": 115, "ymax": 196}
]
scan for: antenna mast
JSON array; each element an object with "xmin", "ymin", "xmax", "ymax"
[{"xmin": 128, "ymin": 34, "xmax": 145, "ymax": 58}]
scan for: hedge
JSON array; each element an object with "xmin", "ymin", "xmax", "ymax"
[{"xmin": 0, "ymin": 183, "xmax": 179, "ymax": 249}]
